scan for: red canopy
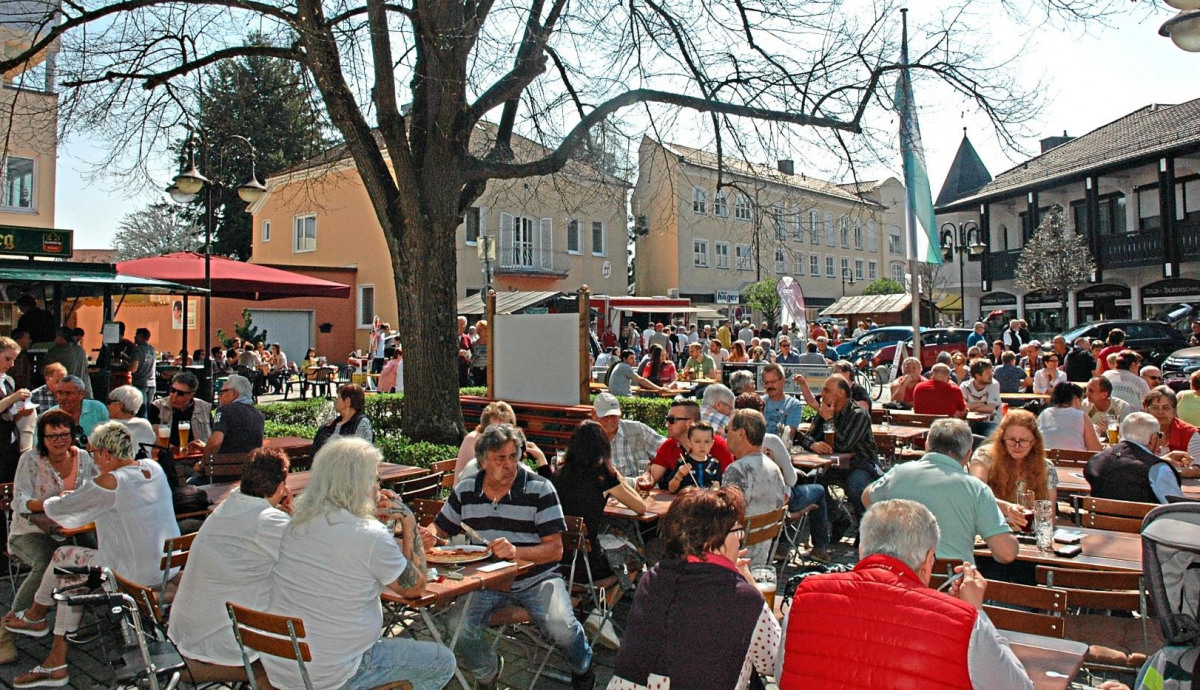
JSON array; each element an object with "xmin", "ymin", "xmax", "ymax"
[{"xmin": 117, "ymin": 252, "xmax": 351, "ymax": 300}]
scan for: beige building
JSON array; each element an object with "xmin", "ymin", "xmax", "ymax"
[
  {"xmin": 632, "ymin": 137, "xmax": 906, "ymax": 316},
  {"xmin": 0, "ymin": 3, "xmax": 59, "ymax": 228},
  {"xmin": 249, "ymin": 125, "xmax": 629, "ymax": 351}
]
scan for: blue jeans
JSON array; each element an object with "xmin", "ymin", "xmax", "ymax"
[
  {"xmin": 341, "ymin": 637, "xmax": 455, "ymax": 690},
  {"xmin": 845, "ymin": 467, "xmax": 879, "ymax": 520},
  {"xmin": 450, "ymin": 575, "xmax": 592, "ymax": 680},
  {"xmin": 787, "ymin": 483, "xmax": 829, "ymax": 549}
]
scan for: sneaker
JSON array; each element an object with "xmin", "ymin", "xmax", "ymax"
[
  {"xmin": 474, "ymin": 655, "xmax": 504, "ymax": 690},
  {"xmin": 572, "ymin": 663, "xmax": 596, "ymax": 690}
]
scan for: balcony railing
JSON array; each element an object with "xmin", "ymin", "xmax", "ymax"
[
  {"xmin": 496, "ymin": 248, "xmax": 572, "ymax": 276},
  {"xmin": 1099, "ymin": 229, "xmax": 1161, "ymax": 269},
  {"xmin": 985, "ymin": 250, "xmax": 1021, "ymax": 281},
  {"xmin": 1180, "ymin": 221, "xmax": 1200, "ymax": 261}
]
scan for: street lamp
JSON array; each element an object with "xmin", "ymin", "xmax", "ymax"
[
  {"xmin": 1160, "ymin": 4, "xmax": 1200, "ymax": 52},
  {"xmin": 841, "ymin": 268, "xmax": 856, "ymax": 296},
  {"xmin": 165, "ymin": 131, "xmax": 266, "ymax": 399},
  {"xmin": 940, "ymin": 221, "xmax": 986, "ymax": 325}
]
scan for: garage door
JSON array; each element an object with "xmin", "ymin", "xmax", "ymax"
[{"xmin": 246, "ymin": 310, "xmax": 314, "ymax": 367}]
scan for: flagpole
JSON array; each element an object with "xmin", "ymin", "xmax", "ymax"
[{"xmin": 900, "ymin": 7, "xmax": 922, "ymax": 364}]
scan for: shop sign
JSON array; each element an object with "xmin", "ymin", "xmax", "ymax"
[{"xmin": 0, "ymin": 226, "xmax": 73, "ymax": 258}]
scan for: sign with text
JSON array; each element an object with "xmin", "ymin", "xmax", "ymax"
[
  {"xmin": 715, "ymin": 290, "xmax": 739, "ymax": 304},
  {"xmin": 0, "ymin": 226, "xmax": 73, "ymax": 258}
]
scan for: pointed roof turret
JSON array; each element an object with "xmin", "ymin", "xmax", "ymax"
[{"xmin": 935, "ymin": 129, "xmax": 993, "ymax": 208}]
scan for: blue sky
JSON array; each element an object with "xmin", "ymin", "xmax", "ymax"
[{"xmin": 56, "ymin": 5, "xmax": 1200, "ymax": 249}]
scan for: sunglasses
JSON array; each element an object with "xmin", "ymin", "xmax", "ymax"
[
  {"xmin": 169, "ymin": 388, "xmax": 194, "ymax": 396},
  {"xmin": 665, "ymin": 415, "xmax": 697, "ymax": 425}
]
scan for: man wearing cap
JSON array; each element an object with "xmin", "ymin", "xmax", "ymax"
[
  {"xmin": 44, "ymin": 327, "xmax": 92, "ymax": 398},
  {"xmin": 592, "ymin": 392, "xmax": 665, "ymax": 479}
]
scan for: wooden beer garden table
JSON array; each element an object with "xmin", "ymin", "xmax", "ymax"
[
  {"xmin": 1002, "ymin": 630, "xmax": 1088, "ymax": 690},
  {"xmin": 1001, "ymin": 392, "xmax": 1051, "ymax": 404},
  {"xmin": 974, "ymin": 526, "xmax": 1142, "ymax": 573},
  {"xmin": 199, "ymin": 461, "xmax": 425, "ymax": 507},
  {"xmin": 382, "ymin": 557, "xmax": 533, "ymax": 690},
  {"xmin": 1055, "ymin": 466, "xmax": 1200, "ymax": 499},
  {"xmin": 604, "ymin": 489, "xmax": 673, "ymax": 522},
  {"xmin": 871, "ymin": 424, "xmax": 926, "ymax": 442},
  {"xmin": 791, "ymin": 452, "xmax": 851, "ymax": 472}
]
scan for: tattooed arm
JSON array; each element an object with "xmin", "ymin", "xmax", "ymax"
[{"xmin": 386, "ymin": 513, "xmax": 428, "ymax": 598}]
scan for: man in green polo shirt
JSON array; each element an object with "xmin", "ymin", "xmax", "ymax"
[
  {"xmin": 679, "ymin": 341, "xmax": 717, "ymax": 380},
  {"xmin": 862, "ymin": 418, "xmax": 1017, "ymax": 565}
]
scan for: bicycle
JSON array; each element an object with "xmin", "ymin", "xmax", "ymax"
[{"xmin": 853, "ymin": 360, "xmax": 884, "ymax": 401}]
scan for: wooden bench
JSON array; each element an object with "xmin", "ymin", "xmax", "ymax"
[
  {"xmin": 198, "ymin": 452, "xmax": 254, "ymax": 483},
  {"xmin": 460, "ymin": 396, "xmax": 593, "ymax": 454}
]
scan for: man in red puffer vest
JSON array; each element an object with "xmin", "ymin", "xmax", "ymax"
[{"xmin": 776, "ymin": 499, "xmax": 1032, "ymax": 689}]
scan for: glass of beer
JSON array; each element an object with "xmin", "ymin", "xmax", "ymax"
[
  {"xmin": 1018, "ymin": 489, "xmax": 1035, "ymax": 534},
  {"xmin": 1107, "ymin": 417, "xmax": 1119, "ymax": 445},
  {"xmin": 634, "ymin": 474, "xmax": 654, "ymax": 498},
  {"xmin": 156, "ymin": 425, "xmax": 170, "ymax": 445},
  {"xmin": 823, "ymin": 423, "xmax": 836, "ymax": 448},
  {"xmin": 178, "ymin": 422, "xmax": 191, "ymax": 447},
  {"xmin": 751, "ymin": 566, "xmax": 777, "ymax": 611}
]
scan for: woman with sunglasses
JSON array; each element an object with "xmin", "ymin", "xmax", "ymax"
[
  {"xmin": 969, "ymin": 410, "xmax": 1057, "ymax": 531},
  {"xmin": 0, "ymin": 410, "xmax": 98, "ymax": 663},
  {"xmin": 610, "ymin": 486, "xmax": 779, "ymax": 690}
]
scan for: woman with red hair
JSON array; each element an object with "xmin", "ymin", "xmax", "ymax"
[{"xmin": 968, "ymin": 410, "xmax": 1057, "ymax": 531}]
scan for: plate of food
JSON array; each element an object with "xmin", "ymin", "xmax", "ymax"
[{"xmin": 427, "ymin": 544, "xmax": 491, "ymax": 565}]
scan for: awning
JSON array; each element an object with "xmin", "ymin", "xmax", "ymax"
[
  {"xmin": 0, "ymin": 262, "xmax": 206, "ymax": 297},
  {"xmin": 820, "ymin": 293, "xmax": 912, "ymax": 316},
  {"xmin": 689, "ymin": 305, "xmax": 727, "ymax": 320},
  {"xmin": 457, "ymin": 290, "xmax": 564, "ymax": 315},
  {"xmin": 616, "ymin": 306, "xmax": 702, "ymax": 314},
  {"xmin": 937, "ymin": 295, "xmax": 963, "ymax": 311},
  {"xmin": 118, "ymin": 252, "xmax": 350, "ymax": 300}
]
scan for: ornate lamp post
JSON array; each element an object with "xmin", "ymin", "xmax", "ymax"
[
  {"xmin": 940, "ymin": 220, "xmax": 986, "ymax": 324},
  {"xmin": 841, "ymin": 267, "xmax": 856, "ymax": 296},
  {"xmin": 1160, "ymin": 0, "xmax": 1200, "ymax": 51},
  {"xmin": 165, "ymin": 131, "xmax": 267, "ymax": 398}
]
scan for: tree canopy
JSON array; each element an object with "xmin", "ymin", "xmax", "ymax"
[
  {"xmin": 1015, "ymin": 205, "xmax": 1096, "ymax": 325},
  {"xmin": 0, "ymin": 0, "xmax": 1133, "ymax": 443},
  {"xmin": 742, "ymin": 279, "xmax": 781, "ymax": 330},
  {"xmin": 862, "ymin": 277, "xmax": 906, "ymax": 295},
  {"xmin": 112, "ymin": 202, "xmax": 202, "ymax": 260}
]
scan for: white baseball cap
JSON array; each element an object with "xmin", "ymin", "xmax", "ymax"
[{"xmin": 594, "ymin": 392, "xmax": 622, "ymax": 418}]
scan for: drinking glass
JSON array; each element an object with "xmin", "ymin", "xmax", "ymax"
[
  {"xmin": 1107, "ymin": 416, "xmax": 1120, "ymax": 445},
  {"xmin": 178, "ymin": 422, "xmax": 191, "ymax": 447},
  {"xmin": 1018, "ymin": 490, "xmax": 1036, "ymax": 534},
  {"xmin": 751, "ymin": 566, "xmax": 777, "ymax": 611},
  {"xmin": 823, "ymin": 423, "xmax": 836, "ymax": 448},
  {"xmin": 1034, "ymin": 499, "xmax": 1054, "ymax": 552}
]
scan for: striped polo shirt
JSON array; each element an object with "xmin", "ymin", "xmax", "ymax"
[{"xmin": 435, "ymin": 468, "xmax": 567, "ymax": 588}]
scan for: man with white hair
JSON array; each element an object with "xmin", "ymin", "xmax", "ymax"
[
  {"xmin": 1085, "ymin": 412, "xmax": 1183, "ymax": 503},
  {"xmin": 1140, "ymin": 365, "xmax": 1164, "ymax": 391},
  {"xmin": 889, "ymin": 356, "xmax": 925, "ymax": 408},
  {"xmin": 738, "ymin": 321, "xmax": 755, "ymax": 347},
  {"xmin": 700, "ymin": 383, "xmax": 735, "ymax": 433},
  {"xmin": 200, "ymin": 375, "xmax": 264, "ymax": 464},
  {"xmin": 726, "ymin": 369, "xmax": 756, "ymax": 396},
  {"xmin": 864, "ymin": 419, "xmax": 1017, "ymax": 565},
  {"xmin": 777, "ymin": 499, "xmax": 1032, "ymax": 689},
  {"xmin": 1002, "ymin": 319, "xmax": 1024, "ymax": 352},
  {"xmin": 967, "ymin": 321, "xmax": 988, "ymax": 349},
  {"xmin": 912, "ymin": 364, "xmax": 966, "ymax": 419}
]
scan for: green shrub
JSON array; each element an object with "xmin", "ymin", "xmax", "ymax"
[
  {"xmin": 613, "ymin": 396, "xmax": 672, "ymax": 434},
  {"xmin": 375, "ymin": 436, "xmax": 458, "ymax": 470},
  {"xmin": 264, "ymin": 421, "xmax": 318, "ymax": 439},
  {"xmin": 460, "ymin": 387, "xmax": 488, "ymax": 397},
  {"xmin": 364, "ymin": 394, "xmax": 404, "ymax": 434},
  {"xmin": 258, "ymin": 398, "xmax": 330, "ymax": 427}
]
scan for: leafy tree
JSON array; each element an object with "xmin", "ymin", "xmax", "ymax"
[
  {"xmin": 742, "ymin": 279, "xmax": 782, "ymax": 331},
  {"xmin": 862, "ymin": 278, "xmax": 906, "ymax": 295},
  {"xmin": 0, "ymin": 0, "xmax": 1127, "ymax": 443},
  {"xmin": 187, "ymin": 34, "xmax": 333, "ymax": 260},
  {"xmin": 112, "ymin": 202, "xmax": 202, "ymax": 260},
  {"xmin": 1015, "ymin": 205, "xmax": 1096, "ymax": 328},
  {"xmin": 215, "ymin": 309, "xmax": 269, "ymax": 346}
]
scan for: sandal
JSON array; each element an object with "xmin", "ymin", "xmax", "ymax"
[
  {"xmin": 13, "ymin": 664, "xmax": 69, "ymax": 688},
  {"xmin": 4, "ymin": 610, "xmax": 49, "ymax": 638}
]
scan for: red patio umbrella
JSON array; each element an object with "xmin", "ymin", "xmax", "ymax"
[{"xmin": 117, "ymin": 251, "xmax": 350, "ymax": 300}]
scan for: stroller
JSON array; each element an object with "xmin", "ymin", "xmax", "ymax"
[{"xmin": 1137, "ymin": 502, "xmax": 1200, "ymax": 689}]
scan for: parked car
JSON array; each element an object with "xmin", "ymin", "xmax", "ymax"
[
  {"xmin": 834, "ymin": 326, "xmax": 925, "ymax": 359},
  {"xmin": 870, "ymin": 328, "xmax": 973, "ymax": 370},
  {"xmin": 1056, "ymin": 320, "xmax": 1186, "ymax": 367},
  {"xmin": 1162, "ymin": 346, "xmax": 1200, "ymax": 379}
]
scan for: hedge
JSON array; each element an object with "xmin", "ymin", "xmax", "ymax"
[{"xmin": 257, "ymin": 390, "xmax": 684, "ymax": 467}]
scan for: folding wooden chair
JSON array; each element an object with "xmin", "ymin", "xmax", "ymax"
[
  {"xmin": 982, "ymin": 579, "xmax": 1068, "ymax": 638},
  {"xmin": 1047, "ymin": 448, "xmax": 1094, "ymax": 467},
  {"xmin": 430, "ymin": 458, "xmax": 457, "ymax": 497},
  {"xmin": 1072, "ymin": 496, "xmax": 1155, "ymax": 533},
  {"xmin": 743, "ymin": 506, "xmax": 787, "ymax": 577},
  {"xmin": 198, "ymin": 451, "xmax": 254, "ymax": 484},
  {"xmin": 158, "ymin": 532, "xmax": 197, "ymax": 618},
  {"xmin": 407, "ymin": 499, "xmax": 443, "ymax": 527},
  {"xmin": 1036, "ymin": 565, "xmax": 1160, "ymax": 672},
  {"xmin": 392, "ymin": 471, "xmax": 444, "ymax": 502}
]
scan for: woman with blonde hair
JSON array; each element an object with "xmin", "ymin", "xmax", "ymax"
[
  {"xmin": 469, "ymin": 320, "xmax": 489, "ymax": 386},
  {"xmin": 266, "ymin": 438, "xmax": 454, "ymax": 689},
  {"xmin": 454, "ymin": 400, "xmax": 517, "ymax": 475},
  {"xmin": 969, "ymin": 410, "xmax": 1057, "ymax": 531}
]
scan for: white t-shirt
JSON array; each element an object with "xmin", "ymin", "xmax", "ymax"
[
  {"xmin": 44, "ymin": 460, "xmax": 180, "ymax": 586},
  {"xmin": 1033, "ymin": 368, "xmax": 1066, "ymax": 395},
  {"xmin": 1104, "ymin": 370, "xmax": 1150, "ymax": 412},
  {"xmin": 117, "ymin": 417, "xmax": 158, "ymax": 456},
  {"xmin": 1038, "ymin": 407, "xmax": 1090, "ymax": 451},
  {"xmin": 265, "ymin": 509, "xmax": 406, "ymax": 689},
  {"xmin": 960, "ymin": 379, "xmax": 1002, "ymax": 423},
  {"xmin": 168, "ymin": 490, "xmax": 289, "ymax": 665}
]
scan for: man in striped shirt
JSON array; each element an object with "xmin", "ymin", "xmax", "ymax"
[{"xmin": 433, "ymin": 424, "xmax": 594, "ymax": 689}]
